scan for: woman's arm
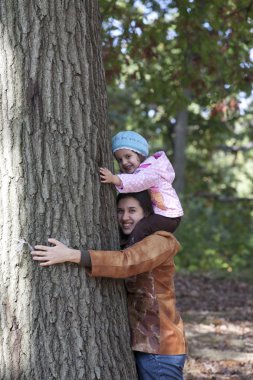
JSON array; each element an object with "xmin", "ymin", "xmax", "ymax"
[
  {"xmin": 88, "ymin": 232, "xmax": 180, "ymax": 278},
  {"xmin": 32, "ymin": 232, "xmax": 180, "ymax": 278}
]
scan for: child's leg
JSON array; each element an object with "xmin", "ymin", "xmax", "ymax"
[{"xmin": 130, "ymin": 214, "xmax": 181, "ymax": 244}]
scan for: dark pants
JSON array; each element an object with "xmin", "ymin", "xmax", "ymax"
[{"xmin": 130, "ymin": 214, "xmax": 181, "ymax": 245}]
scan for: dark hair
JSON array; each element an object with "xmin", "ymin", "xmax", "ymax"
[{"xmin": 116, "ymin": 191, "xmax": 154, "ymax": 217}]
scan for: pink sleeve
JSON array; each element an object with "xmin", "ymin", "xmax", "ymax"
[{"xmin": 116, "ymin": 165, "xmax": 159, "ymax": 193}]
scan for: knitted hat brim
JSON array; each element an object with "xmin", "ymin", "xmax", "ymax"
[{"xmin": 113, "ymin": 146, "xmax": 146, "ymax": 156}]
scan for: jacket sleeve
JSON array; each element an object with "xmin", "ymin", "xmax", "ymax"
[
  {"xmin": 116, "ymin": 165, "xmax": 159, "ymax": 193},
  {"xmin": 87, "ymin": 233, "xmax": 180, "ymax": 278}
]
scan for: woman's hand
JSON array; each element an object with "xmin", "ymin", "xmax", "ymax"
[{"xmin": 31, "ymin": 238, "xmax": 81, "ymax": 267}]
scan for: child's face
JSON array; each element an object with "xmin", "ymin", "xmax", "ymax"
[{"xmin": 114, "ymin": 149, "xmax": 141, "ymax": 173}]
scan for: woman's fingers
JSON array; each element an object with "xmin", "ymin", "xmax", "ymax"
[
  {"xmin": 39, "ymin": 261, "xmax": 51, "ymax": 267},
  {"xmin": 32, "ymin": 250, "xmax": 47, "ymax": 256},
  {"xmin": 33, "ymin": 238, "xmax": 61, "ymax": 251},
  {"xmin": 48, "ymin": 238, "xmax": 61, "ymax": 245},
  {"xmin": 32, "ymin": 251, "xmax": 54, "ymax": 266},
  {"xmin": 32, "ymin": 249, "xmax": 50, "ymax": 259},
  {"xmin": 32, "ymin": 255, "xmax": 48, "ymax": 261},
  {"xmin": 31, "ymin": 238, "xmax": 70, "ymax": 266},
  {"xmin": 33, "ymin": 245, "xmax": 48, "ymax": 251}
]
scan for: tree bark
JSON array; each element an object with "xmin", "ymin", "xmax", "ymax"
[{"xmin": 0, "ymin": 1, "xmax": 137, "ymax": 379}]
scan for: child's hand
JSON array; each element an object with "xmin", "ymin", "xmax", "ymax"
[
  {"xmin": 100, "ymin": 167, "xmax": 114, "ymax": 183},
  {"xmin": 99, "ymin": 167, "xmax": 122, "ymax": 186}
]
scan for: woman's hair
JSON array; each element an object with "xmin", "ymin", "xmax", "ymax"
[{"xmin": 116, "ymin": 191, "xmax": 154, "ymax": 217}]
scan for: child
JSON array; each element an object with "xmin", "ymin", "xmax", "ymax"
[{"xmin": 100, "ymin": 131, "xmax": 183, "ymax": 244}]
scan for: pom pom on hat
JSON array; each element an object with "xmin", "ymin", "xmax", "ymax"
[{"xmin": 112, "ymin": 131, "xmax": 149, "ymax": 157}]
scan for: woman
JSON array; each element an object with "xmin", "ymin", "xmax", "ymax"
[{"xmin": 32, "ymin": 191, "xmax": 187, "ymax": 379}]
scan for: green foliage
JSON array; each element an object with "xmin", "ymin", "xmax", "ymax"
[
  {"xmin": 100, "ymin": 0, "xmax": 253, "ymax": 109},
  {"xmin": 99, "ymin": 0, "xmax": 253, "ymax": 274},
  {"xmin": 175, "ymin": 197, "xmax": 253, "ymax": 273},
  {"xmin": 100, "ymin": 0, "xmax": 253, "ymax": 158}
]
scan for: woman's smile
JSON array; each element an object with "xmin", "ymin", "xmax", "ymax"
[{"xmin": 117, "ymin": 197, "xmax": 145, "ymax": 235}]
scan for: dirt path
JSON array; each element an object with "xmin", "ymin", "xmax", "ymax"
[{"xmin": 175, "ymin": 273, "xmax": 253, "ymax": 379}]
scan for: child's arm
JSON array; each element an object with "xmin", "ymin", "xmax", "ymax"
[
  {"xmin": 100, "ymin": 167, "xmax": 122, "ymax": 187},
  {"xmin": 116, "ymin": 166, "xmax": 159, "ymax": 192}
]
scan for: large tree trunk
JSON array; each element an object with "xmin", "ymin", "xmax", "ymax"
[{"xmin": 0, "ymin": 1, "xmax": 137, "ymax": 379}]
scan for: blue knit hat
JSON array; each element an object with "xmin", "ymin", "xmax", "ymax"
[{"xmin": 112, "ymin": 131, "xmax": 149, "ymax": 157}]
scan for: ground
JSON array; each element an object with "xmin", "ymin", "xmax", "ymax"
[{"xmin": 175, "ymin": 272, "xmax": 253, "ymax": 379}]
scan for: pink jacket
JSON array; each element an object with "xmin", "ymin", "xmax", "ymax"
[{"xmin": 116, "ymin": 151, "xmax": 183, "ymax": 217}]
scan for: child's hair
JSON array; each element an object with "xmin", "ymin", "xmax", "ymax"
[
  {"xmin": 112, "ymin": 131, "xmax": 149, "ymax": 157},
  {"xmin": 136, "ymin": 153, "xmax": 146, "ymax": 163},
  {"xmin": 116, "ymin": 191, "xmax": 154, "ymax": 218}
]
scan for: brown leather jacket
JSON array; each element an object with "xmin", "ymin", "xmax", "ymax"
[{"xmin": 88, "ymin": 231, "xmax": 186, "ymax": 355}]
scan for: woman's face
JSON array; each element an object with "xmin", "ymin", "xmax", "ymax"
[{"xmin": 117, "ymin": 197, "xmax": 144, "ymax": 235}]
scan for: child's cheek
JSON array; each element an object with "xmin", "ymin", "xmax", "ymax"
[{"xmin": 119, "ymin": 165, "xmax": 125, "ymax": 173}]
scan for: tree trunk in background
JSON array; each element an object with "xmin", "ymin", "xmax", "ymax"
[
  {"xmin": 0, "ymin": 1, "xmax": 137, "ymax": 379},
  {"xmin": 173, "ymin": 108, "xmax": 188, "ymax": 195}
]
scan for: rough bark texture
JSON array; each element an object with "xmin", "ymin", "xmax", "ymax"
[
  {"xmin": 0, "ymin": 1, "xmax": 137, "ymax": 379},
  {"xmin": 173, "ymin": 109, "xmax": 188, "ymax": 195}
]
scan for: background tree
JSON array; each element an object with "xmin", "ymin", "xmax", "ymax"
[
  {"xmin": 99, "ymin": 0, "xmax": 253, "ymax": 275},
  {"xmin": 0, "ymin": 1, "xmax": 137, "ymax": 379}
]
